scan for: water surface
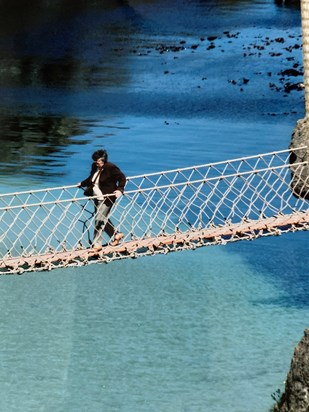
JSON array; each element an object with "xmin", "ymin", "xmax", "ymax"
[{"xmin": 0, "ymin": 1, "xmax": 308, "ymax": 411}]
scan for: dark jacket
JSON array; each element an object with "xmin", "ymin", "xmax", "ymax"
[{"xmin": 81, "ymin": 161, "xmax": 126, "ymax": 206}]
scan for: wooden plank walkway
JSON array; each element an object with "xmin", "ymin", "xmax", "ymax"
[{"xmin": 1, "ymin": 210, "xmax": 308, "ymax": 274}]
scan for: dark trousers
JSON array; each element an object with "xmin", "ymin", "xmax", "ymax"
[{"xmin": 93, "ymin": 200, "xmax": 115, "ymax": 246}]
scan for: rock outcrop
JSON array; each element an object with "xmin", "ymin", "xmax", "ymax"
[
  {"xmin": 273, "ymin": 328, "xmax": 309, "ymax": 412},
  {"xmin": 290, "ymin": 118, "xmax": 309, "ymax": 199}
]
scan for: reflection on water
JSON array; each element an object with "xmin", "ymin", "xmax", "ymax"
[
  {"xmin": 0, "ymin": 0, "xmax": 302, "ymax": 183},
  {"xmin": 274, "ymin": 0, "xmax": 300, "ymax": 8},
  {"xmin": 0, "ymin": 56, "xmax": 130, "ymax": 89},
  {"xmin": 0, "ymin": 115, "xmax": 89, "ymax": 178},
  {"xmin": 0, "ymin": 0, "xmax": 131, "ymax": 36},
  {"xmin": 0, "ymin": 0, "xmax": 146, "ymax": 180}
]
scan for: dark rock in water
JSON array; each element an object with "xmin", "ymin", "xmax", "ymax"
[
  {"xmin": 284, "ymin": 82, "xmax": 304, "ymax": 92},
  {"xmin": 269, "ymin": 82, "xmax": 280, "ymax": 92},
  {"xmin": 273, "ymin": 329, "xmax": 309, "ymax": 411},
  {"xmin": 285, "ymin": 45, "xmax": 300, "ymax": 53},
  {"xmin": 279, "ymin": 68, "xmax": 303, "ymax": 77},
  {"xmin": 289, "ymin": 118, "xmax": 309, "ymax": 199},
  {"xmin": 156, "ymin": 44, "xmax": 185, "ymax": 54}
]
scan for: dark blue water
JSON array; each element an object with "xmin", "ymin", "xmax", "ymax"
[
  {"xmin": 0, "ymin": 1, "xmax": 308, "ymax": 411},
  {"xmin": 0, "ymin": 0, "xmax": 304, "ymax": 185}
]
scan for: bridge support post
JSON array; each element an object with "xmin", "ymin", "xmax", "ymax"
[{"xmin": 301, "ymin": 0, "xmax": 309, "ymax": 165}]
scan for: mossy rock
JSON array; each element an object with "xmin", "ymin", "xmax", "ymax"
[{"xmin": 289, "ymin": 118, "xmax": 309, "ymax": 199}]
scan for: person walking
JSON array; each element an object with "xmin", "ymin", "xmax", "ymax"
[{"xmin": 78, "ymin": 149, "xmax": 126, "ymax": 250}]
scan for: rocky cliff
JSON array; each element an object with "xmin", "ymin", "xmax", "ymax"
[{"xmin": 273, "ymin": 328, "xmax": 309, "ymax": 412}]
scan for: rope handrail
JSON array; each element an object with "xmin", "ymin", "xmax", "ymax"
[
  {"xmin": 0, "ymin": 160, "xmax": 306, "ymax": 211},
  {"xmin": 0, "ymin": 157, "xmax": 307, "ymax": 211},
  {"xmin": 1, "ymin": 146, "xmax": 306, "ymax": 198},
  {"xmin": 0, "ymin": 146, "xmax": 308, "ymax": 274},
  {"xmin": 124, "ymin": 161, "xmax": 308, "ymax": 194},
  {"xmin": 126, "ymin": 146, "xmax": 307, "ymax": 180}
]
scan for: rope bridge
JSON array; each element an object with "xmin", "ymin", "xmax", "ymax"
[{"xmin": 0, "ymin": 147, "xmax": 308, "ymax": 275}]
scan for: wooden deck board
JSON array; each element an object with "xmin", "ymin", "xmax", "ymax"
[{"xmin": 1, "ymin": 211, "xmax": 308, "ymax": 273}]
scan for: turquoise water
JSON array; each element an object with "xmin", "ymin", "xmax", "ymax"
[
  {"xmin": 0, "ymin": 1, "xmax": 308, "ymax": 411},
  {"xmin": 0, "ymin": 238, "xmax": 307, "ymax": 412}
]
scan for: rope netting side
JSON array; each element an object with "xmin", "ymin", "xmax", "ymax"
[{"xmin": 0, "ymin": 147, "xmax": 308, "ymax": 274}]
